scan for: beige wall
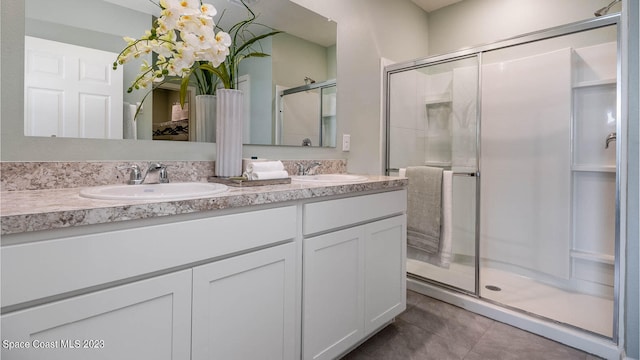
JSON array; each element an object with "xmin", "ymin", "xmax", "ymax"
[
  {"xmin": 292, "ymin": 0, "xmax": 431, "ymax": 174},
  {"xmin": 272, "ymin": 33, "xmax": 330, "ymax": 88},
  {"xmin": 427, "ymin": 0, "xmax": 619, "ymax": 55}
]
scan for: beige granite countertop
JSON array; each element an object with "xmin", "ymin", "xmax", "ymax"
[{"xmin": 1, "ymin": 176, "xmax": 407, "ymax": 235}]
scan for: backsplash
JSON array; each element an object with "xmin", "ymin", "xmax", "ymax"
[
  {"xmin": 282, "ymin": 159, "xmax": 346, "ymax": 176},
  {"xmin": 0, "ymin": 160, "xmax": 347, "ymax": 191}
]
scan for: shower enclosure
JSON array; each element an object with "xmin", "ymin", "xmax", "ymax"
[
  {"xmin": 385, "ymin": 15, "xmax": 620, "ymax": 346},
  {"xmin": 276, "ymin": 79, "xmax": 337, "ymax": 147}
]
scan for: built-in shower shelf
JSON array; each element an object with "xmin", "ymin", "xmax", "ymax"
[
  {"xmin": 424, "ymin": 95, "xmax": 452, "ymax": 105},
  {"xmin": 570, "ymin": 250, "xmax": 614, "ymax": 265},
  {"xmin": 424, "ymin": 160, "xmax": 451, "ymax": 167},
  {"xmin": 571, "ymin": 165, "xmax": 616, "ymax": 172},
  {"xmin": 573, "ymin": 78, "xmax": 616, "ymax": 88}
]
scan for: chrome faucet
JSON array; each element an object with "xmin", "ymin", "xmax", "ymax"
[
  {"xmin": 117, "ymin": 163, "xmax": 169, "ymax": 184},
  {"xmin": 296, "ymin": 162, "xmax": 321, "ymax": 175},
  {"xmin": 605, "ymin": 132, "xmax": 616, "ymax": 149},
  {"xmin": 143, "ymin": 162, "xmax": 169, "ymax": 184}
]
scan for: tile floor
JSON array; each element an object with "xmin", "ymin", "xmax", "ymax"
[{"xmin": 342, "ymin": 290, "xmax": 602, "ymax": 360}]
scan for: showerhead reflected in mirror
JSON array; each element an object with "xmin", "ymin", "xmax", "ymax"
[
  {"xmin": 277, "ymin": 79, "xmax": 336, "ymax": 147},
  {"xmin": 23, "ymin": 0, "xmax": 337, "ymax": 147}
]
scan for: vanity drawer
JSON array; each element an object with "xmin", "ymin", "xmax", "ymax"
[
  {"xmin": 302, "ymin": 190, "xmax": 407, "ymax": 236},
  {"xmin": 1, "ymin": 205, "xmax": 297, "ymax": 308}
]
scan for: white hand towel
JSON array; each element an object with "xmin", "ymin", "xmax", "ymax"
[
  {"xmin": 439, "ymin": 170, "xmax": 453, "ymax": 268},
  {"xmin": 246, "ymin": 160, "xmax": 285, "ymax": 173},
  {"xmin": 171, "ymin": 103, "xmax": 189, "ymax": 121},
  {"xmin": 248, "ymin": 170, "xmax": 289, "ymax": 180}
]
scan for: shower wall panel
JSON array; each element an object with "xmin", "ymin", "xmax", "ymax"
[
  {"xmin": 451, "ymin": 66, "xmax": 478, "ymax": 173},
  {"xmin": 281, "ymin": 90, "xmax": 321, "ymax": 146},
  {"xmin": 480, "ymin": 48, "xmax": 572, "ymax": 280},
  {"xmin": 570, "ymin": 41, "xmax": 617, "ymax": 297},
  {"xmin": 388, "ymin": 70, "xmax": 427, "ymax": 169}
]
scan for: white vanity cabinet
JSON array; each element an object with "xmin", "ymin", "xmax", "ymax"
[
  {"xmin": 1, "ymin": 183, "xmax": 408, "ymax": 360},
  {"xmin": 302, "ymin": 190, "xmax": 407, "ymax": 360},
  {"xmin": 1, "ymin": 270, "xmax": 193, "ymax": 360},
  {"xmin": 1, "ymin": 205, "xmax": 298, "ymax": 360},
  {"xmin": 303, "ymin": 226, "xmax": 366, "ymax": 360},
  {"xmin": 191, "ymin": 242, "xmax": 297, "ymax": 360}
]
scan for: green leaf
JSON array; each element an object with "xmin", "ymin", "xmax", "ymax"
[
  {"xmin": 233, "ymin": 31, "xmax": 282, "ymax": 58},
  {"xmin": 243, "ymin": 52, "xmax": 270, "ymax": 59},
  {"xmin": 179, "ymin": 76, "xmax": 190, "ymax": 107},
  {"xmin": 133, "ymin": 79, "xmax": 166, "ymax": 120},
  {"xmin": 200, "ymin": 63, "xmax": 231, "ymax": 89}
]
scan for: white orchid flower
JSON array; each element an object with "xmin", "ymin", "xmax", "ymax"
[
  {"xmin": 151, "ymin": 41, "xmax": 174, "ymax": 58},
  {"xmin": 214, "ymin": 31, "xmax": 232, "ymax": 48},
  {"xmin": 181, "ymin": 29, "xmax": 215, "ymax": 51},
  {"xmin": 199, "ymin": 3, "xmax": 217, "ymax": 17},
  {"xmin": 178, "ymin": 14, "xmax": 209, "ymax": 35},
  {"xmin": 175, "ymin": 44, "xmax": 197, "ymax": 67},
  {"xmin": 196, "ymin": 14, "xmax": 215, "ymax": 30},
  {"xmin": 116, "ymin": 0, "xmax": 278, "ymax": 98},
  {"xmin": 160, "ymin": 0, "xmax": 200, "ymax": 15},
  {"xmin": 158, "ymin": 10, "xmax": 180, "ymax": 34}
]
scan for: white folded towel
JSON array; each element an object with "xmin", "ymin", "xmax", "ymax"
[
  {"xmin": 171, "ymin": 103, "xmax": 189, "ymax": 121},
  {"xmin": 247, "ymin": 170, "xmax": 289, "ymax": 180},
  {"xmin": 246, "ymin": 160, "xmax": 285, "ymax": 173}
]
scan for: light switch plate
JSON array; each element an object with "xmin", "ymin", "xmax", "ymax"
[{"xmin": 342, "ymin": 134, "xmax": 351, "ymax": 152}]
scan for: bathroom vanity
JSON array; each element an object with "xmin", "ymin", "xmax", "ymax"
[{"xmin": 0, "ymin": 173, "xmax": 407, "ymax": 360}]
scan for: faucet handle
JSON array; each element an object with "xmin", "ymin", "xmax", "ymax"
[
  {"xmin": 146, "ymin": 162, "xmax": 170, "ymax": 183},
  {"xmin": 158, "ymin": 166, "xmax": 169, "ymax": 183},
  {"xmin": 117, "ymin": 164, "xmax": 143, "ymax": 185}
]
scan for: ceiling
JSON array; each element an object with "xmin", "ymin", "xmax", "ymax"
[{"xmin": 411, "ymin": 0, "xmax": 464, "ymax": 13}]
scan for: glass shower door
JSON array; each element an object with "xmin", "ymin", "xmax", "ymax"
[
  {"xmin": 386, "ymin": 56, "xmax": 479, "ymax": 294},
  {"xmin": 479, "ymin": 25, "xmax": 617, "ymax": 337}
]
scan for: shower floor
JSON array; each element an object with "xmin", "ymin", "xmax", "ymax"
[{"xmin": 407, "ymin": 259, "xmax": 613, "ymax": 337}]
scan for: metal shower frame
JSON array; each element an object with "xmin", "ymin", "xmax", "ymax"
[{"xmin": 383, "ymin": 13, "xmax": 622, "ymax": 341}]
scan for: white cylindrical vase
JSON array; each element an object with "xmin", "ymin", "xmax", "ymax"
[
  {"xmin": 215, "ymin": 89, "xmax": 244, "ymax": 177},
  {"xmin": 195, "ymin": 95, "xmax": 216, "ymax": 143}
]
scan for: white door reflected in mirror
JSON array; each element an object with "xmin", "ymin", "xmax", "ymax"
[{"xmin": 24, "ymin": 36, "xmax": 123, "ymax": 139}]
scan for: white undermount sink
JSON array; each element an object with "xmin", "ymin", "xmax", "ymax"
[
  {"xmin": 291, "ymin": 174, "xmax": 368, "ymax": 183},
  {"xmin": 79, "ymin": 182, "xmax": 228, "ymax": 201}
]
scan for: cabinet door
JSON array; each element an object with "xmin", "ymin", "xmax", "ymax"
[
  {"xmin": 192, "ymin": 242, "xmax": 297, "ymax": 360},
  {"xmin": 364, "ymin": 215, "xmax": 407, "ymax": 333},
  {"xmin": 303, "ymin": 227, "xmax": 365, "ymax": 360},
  {"xmin": 1, "ymin": 270, "xmax": 192, "ymax": 360}
]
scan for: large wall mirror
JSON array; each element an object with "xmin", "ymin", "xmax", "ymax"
[{"xmin": 24, "ymin": 0, "xmax": 337, "ymax": 147}]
